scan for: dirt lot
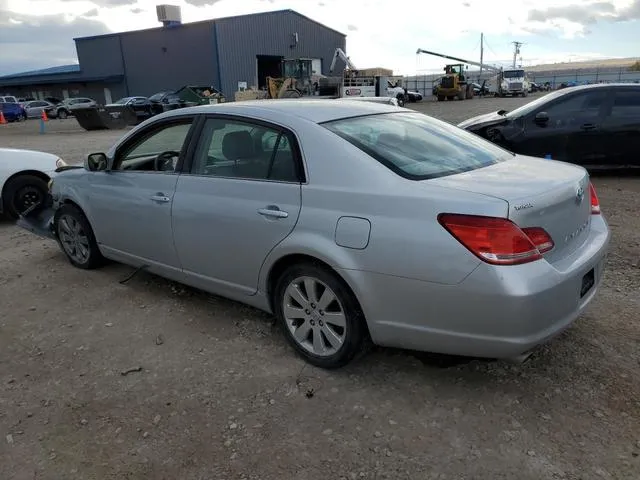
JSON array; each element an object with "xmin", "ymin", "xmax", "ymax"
[{"xmin": 1, "ymin": 96, "xmax": 639, "ymax": 480}]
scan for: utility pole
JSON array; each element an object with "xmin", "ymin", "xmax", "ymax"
[
  {"xmin": 512, "ymin": 41, "xmax": 523, "ymax": 68},
  {"xmin": 479, "ymin": 32, "xmax": 484, "ymax": 81}
]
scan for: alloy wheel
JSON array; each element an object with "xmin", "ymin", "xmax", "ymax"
[
  {"xmin": 58, "ymin": 214, "xmax": 91, "ymax": 264},
  {"xmin": 282, "ymin": 276, "xmax": 347, "ymax": 357}
]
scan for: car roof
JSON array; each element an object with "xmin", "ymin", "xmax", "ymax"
[{"xmin": 159, "ymin": 99, "xmax": 403, "ymax": 124}]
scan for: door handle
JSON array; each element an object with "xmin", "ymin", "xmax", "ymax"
[
  {"xmin": 150, "ymin": 194, "xmax": 171, "ymax": 203},
  {"xmin": 581, "ymin": 123, "xmax": 597, "ymax": 130},
  {"xmin": 258, "ymin": 206, "xmax": 289, "ymax": 218}
]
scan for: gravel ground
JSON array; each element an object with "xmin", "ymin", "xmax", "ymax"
[{"xmin": 1, "ymin": 95, "xmax": 639, "ymax": 480}]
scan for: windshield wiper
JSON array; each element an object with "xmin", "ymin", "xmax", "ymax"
[{"xmin": 497, "ymin": 109, "xmax": 508, "ymax": 116}]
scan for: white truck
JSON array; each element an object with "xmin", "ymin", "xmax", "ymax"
[
  {"xmin": 497, "ymin": 68, "xmax": 530, "ymax": 97},
  {"xmin": 329, "ymin": 48, "xmax": 408, "ymax": 105}
]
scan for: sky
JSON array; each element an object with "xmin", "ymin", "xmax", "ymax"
[{"xmin": 0, "ymin": 0, "xmax": 639, "ymax": 76}]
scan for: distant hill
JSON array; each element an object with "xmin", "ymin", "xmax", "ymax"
[{"xmin": 526, "ymin": 57, "xmax": 640, "ymax": 72}]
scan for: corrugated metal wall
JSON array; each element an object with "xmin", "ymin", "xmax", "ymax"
[
  {"xmin": 0, "ymin": 10, "xmax": 345, "ymax": 103},
  {"xmin": 215, "ymin": 10, "xmax": 346, "ymax": 98},
  {"xmin": 120, "ymin": 22, "xmax": 220, "ymax": 97},
  {"xmin": 76, "ymin": 36, "xmax": 125, "ymax": 79}
]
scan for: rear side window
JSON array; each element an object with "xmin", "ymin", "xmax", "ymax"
[
  {"xmin": 611, "ymin": 90, "xmax": 640, "ymax": 117},
  {"xmin": 322, "ymin": 112, "xmax": 511, "ymax": 180}
]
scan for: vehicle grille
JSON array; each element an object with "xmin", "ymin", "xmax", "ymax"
[
  {"xmin": 509, "ymin": 82, "xmax": 523, "ymax": 91},
  {"xmin": 441, "ymin": 77, "xmax": 455, "ymax": 89}
]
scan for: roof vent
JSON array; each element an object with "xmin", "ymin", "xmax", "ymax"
[{"xmin": 157, "ymin": 4, "xmax": 182, "ymax": 27}]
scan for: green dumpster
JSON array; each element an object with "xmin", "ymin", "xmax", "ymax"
[{"xmin": 175, "ymin": 85, "xmax": 226, "ymax": 105}]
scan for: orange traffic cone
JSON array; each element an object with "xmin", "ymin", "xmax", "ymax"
[
  {"xmin": 41, "ymin": 110, "xmax": 48, "ymax": 122},
  {"xmin": 0, "ymin": 111, "xmax": 7, "ymax": 125}
]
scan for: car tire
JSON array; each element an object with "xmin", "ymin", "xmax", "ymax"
[
  {"xmin": 273, "ymin": 262, "xmax": 367, "ymax": 369},
  {"xmin": 1, "ymin": 174, "xmax": 48, "ymax": 219},
  {"xmin": 396, "ymin": 94, "xmax": 405, "ymax": 107},
  {"xmin": 58, "ymin": 109, "xmax": 68, "ymax": 119},
  {"xmin": 54, "ymin": 204, "xmax": 105, "ymax": 270}
]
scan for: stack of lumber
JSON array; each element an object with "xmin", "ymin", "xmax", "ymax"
[{"xmin": 234, "ymin": 89, "xmax": 267, "ymax": 102}]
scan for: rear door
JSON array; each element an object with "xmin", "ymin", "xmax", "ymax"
[
  {"xmin": 171, "ymin": 115, "xmax": 304, "ymax": 297},
  {"xmin": 599, "ymin": 87, "xmax": 640, "ymax": 168},
  {"xmin": 519, "ymin": 89, "xmax": 610, "ymax": 164}
]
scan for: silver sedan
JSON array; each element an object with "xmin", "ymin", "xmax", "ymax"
[{"xmin": 18, "ymin": 99, "xmax": 611, "ymax": 368}]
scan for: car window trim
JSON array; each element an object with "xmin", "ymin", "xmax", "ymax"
[
  {"xmin": 181, "ymin": 113, "xmax": 307, "ymax": 184},
  {"xmin": 525, "ymin": 88, "xmax": 612, "ymax": 121},
  {"xmin": 111, "ymin": 114, "xmax": 201, "ymax": 174}
]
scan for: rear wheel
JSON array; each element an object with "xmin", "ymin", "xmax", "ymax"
[
  {"xmin": 273, "ymin": 262, "xmax": 366, "ymax": 369},
  {"xmin": 1, "ymin": 174, "xmax": 48, "ymax": 219},
  {"xmin": 54, "ymin": 204, "xmax": 104, "ymax": 269},
  {"xmin": 437, "ymin": 95, "xmax": 445, "ymax": 101}
]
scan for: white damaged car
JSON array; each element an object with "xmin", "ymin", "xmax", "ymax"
[{"xmin": 0, "ymin": 148, "xmax": 68, "ymax": 219}]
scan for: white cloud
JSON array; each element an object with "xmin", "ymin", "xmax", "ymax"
[{"xmin": 1, "ymin": 0, "xmax": 638, "ymax": 75}]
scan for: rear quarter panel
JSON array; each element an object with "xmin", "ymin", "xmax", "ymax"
[{"xmin": 258, "ymin": 122, "xmax": 509, "ymax": 291}]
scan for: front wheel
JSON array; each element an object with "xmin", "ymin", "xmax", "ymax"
[
  {"xmin": 54, "ymin": 204, "xmax": 104, "ymax": 269},
  {"xmin": 274, "ymin": 263, "xmax": 366, "ymax": 369},
  {"xmin": 396, "ymin": 94, "xmax": 405, "ymax": 107},
  {"xmin": 58, "ymin": 109, "xmax": 68, "ymax": 119}
]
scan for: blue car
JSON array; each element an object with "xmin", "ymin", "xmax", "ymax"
[{"xmin": 0, "ymin": 101, "xmax": 26, "ymax": 122}]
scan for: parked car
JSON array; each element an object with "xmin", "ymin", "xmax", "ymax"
[
  {"xmin": 148, "ymin": 91, "xmax": 188, "ymax": 115},
  {"xmin": 458, "ymin": 83, "xmax": 640, "ymax": 169},
  {"xmin": 45, "ymin": 97, "xmax": 97, "ymax": 119},
  {"xmin": 106, "ymin": 96, "xmax": 154, "ymax": 121},
  {"xmin": 17, "ymin": 100, "xmax": 610, "ymax": 368},
  {"xmin": 0, "ymin": 101, "xmax": 26, "ymax": 122},
  {"xmin": 0, "ymin": 95, "xmax": 19, "ymax": 103},
  {"xmin": 529, "ymin": 82, "xmax": 544, "ymax": 93},
  {"xmin": 471, "ymin": 81, "xmax": 491, "ymax": 96},
  {"xmin": 22, "ymin": 100, "xmax": 56, "ymax": 119},
  {"xmin": 405, "ymin": 90, "xmax": 423, "ymax": 102},
  {"xmin": 0, "ymin": 148, "xmax": 67, "ymax": 218}
]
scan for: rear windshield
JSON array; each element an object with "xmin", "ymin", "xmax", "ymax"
[{"xmin": 322, "ymin": 112, "xmax": 512, "ymax": 180}]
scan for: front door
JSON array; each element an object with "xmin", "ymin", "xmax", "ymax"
[
  {"xmin": 171, "ymin": 116, "xmax": 303, "ymax": 297},
  {"xmin": 87, "ymin": 117, "xmax": 197, "ymax": 271}
]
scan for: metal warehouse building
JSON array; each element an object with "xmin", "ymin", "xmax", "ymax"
[{"xmin": 0, "ymin": 8, "xmax": 346, "ymax": 103}]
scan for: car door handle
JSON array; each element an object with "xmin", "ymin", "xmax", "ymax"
[
  {"xmin": 150, "ymin": 194, "xmax": 171, "ymax": 203},
  {"xmin": 581, "ymin": 123, "xmax": 597, "ymax": 130},
  {"xmin": 258, "ymin": 206, "xmax": 289, "ymax": 218}
]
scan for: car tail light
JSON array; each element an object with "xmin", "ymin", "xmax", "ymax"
[
  {"xmin": 589, "ymin": 182, "xmax": 600, "ymax": 215},
  {"xmin": 521, "ymin": 227, "xmax": 554, "ymax": 253},
  {"xmin": 438, "ymin": 214, "xmax": 554, "ymax": 266}
]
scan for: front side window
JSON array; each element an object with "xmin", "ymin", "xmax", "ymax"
[
  {"xmin": 322, "ymin": 112, "xmax": 511, "ymax": 180},
  {"xmin": 113, "ymin": 120, "xmax": 193, "ymax": 172},
  {"xmin": 191, "ymin": 118, "xmax": 299, "ymax": 182}
]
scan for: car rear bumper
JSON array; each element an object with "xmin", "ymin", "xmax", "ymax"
[{"xmin": 344, "ymin": 215, "xmax": 611, "ymax": 359}]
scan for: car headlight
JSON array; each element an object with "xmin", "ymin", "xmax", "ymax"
[{"xmin": 55, "ymin": 157, "xmax": 67, "ymax": 169}]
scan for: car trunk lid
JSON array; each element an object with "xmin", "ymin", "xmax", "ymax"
[{"xmin": 428, "ymin": 155, "xmax": 592, "ymax": 264}]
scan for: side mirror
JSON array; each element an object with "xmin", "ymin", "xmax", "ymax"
[
  {"xmin": 85, "ymin": 152, "xmax": 108, "ymax": 171},
  {"xmin": 534, "ymin": 112, "xmax": 549, "ymax": 125}
]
